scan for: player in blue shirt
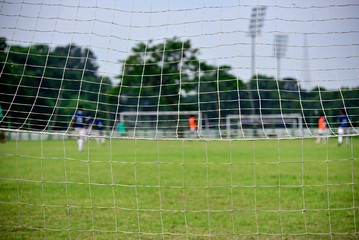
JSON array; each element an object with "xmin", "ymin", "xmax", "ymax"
[
  {"xmin": 337, "ymin": 109, "xmax": 349, "ymax": 146},
  {"xmin": 93, "ymin": 114, "xmax": 105, "ymax": 145},
  {"xmin": 69, "ymin": 106, "xmax": 88, "ymax": 152}
]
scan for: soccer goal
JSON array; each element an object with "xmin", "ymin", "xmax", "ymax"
[
  {"xmin": 0, "ymin": 1, "xmax": 358, "ymax": 239},
  {"xmin": 225, "ymin": 113, "xmax": 303, "ymax": 139}
]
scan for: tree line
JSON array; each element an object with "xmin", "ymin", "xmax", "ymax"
[{"xmin": 0, "ymin": 37, "xmax": 358, "ymax": 131}]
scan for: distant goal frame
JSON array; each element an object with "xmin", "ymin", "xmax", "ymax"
[{"xmin": 226, "ymin": 113, "xmax": 303, "ymax": 139}]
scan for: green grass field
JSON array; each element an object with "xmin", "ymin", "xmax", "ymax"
[{"xmin": 0, "ymin": 137, "xmax": 358, "ymax": 239}]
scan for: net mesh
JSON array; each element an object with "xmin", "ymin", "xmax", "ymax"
[{"xmin": 0, "ymin": 0, "xmax": 358, "ymax": 239}]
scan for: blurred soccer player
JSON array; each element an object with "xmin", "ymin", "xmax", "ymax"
[
  {"xmin": 316, "ymin": 113, "xmax": 327, "ymax": 144},
  {"xmin": 69, "ymin": 106, "xmax": 88, "ymax": 152},
  {"xmin": 93, "ymin": 114, "xmax": 105, "ymax": 145},
  {"xmin": 188, "ymin": 115, "xmax": 197, "ymax": 137},
  {"xmin": 337, "ymin": 109, "xmax": 349, "ymax": 146}
]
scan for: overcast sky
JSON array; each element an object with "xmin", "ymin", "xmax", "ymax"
[{"xmin": 1, "ymin": 0, "xmax": 358, "ymax": 90}]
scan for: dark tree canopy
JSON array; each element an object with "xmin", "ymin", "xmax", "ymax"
[
  {"xmin": 111, "ymin": 37, "xmax": 243, "ymax": 118},
  {"xmin": 0, "ymin": 36, "xmax": 358, "ymax": 131},
  {"xmin": 0, "ymin": 40, "xmax": 111, "ymax": 130}
]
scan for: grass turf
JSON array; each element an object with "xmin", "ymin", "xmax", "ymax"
[{"xmin": 0, "ymin": 137, "xmax": 358, "ymax": 239}]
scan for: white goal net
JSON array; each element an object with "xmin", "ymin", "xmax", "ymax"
[{"xmin": 0, "ymin": 0, "xmax": 358, "ymax": 239}]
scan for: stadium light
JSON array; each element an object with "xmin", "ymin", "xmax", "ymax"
[
  {"xmin": 246, "ymin": 6, "xmax": 267, "ymax": 121},
  {"xmin": 273, "ymin": 34, "xmax": 288, "ymax": 80},
  {"xmin": 248, "ymin": 6, "xmax": 267, "ymax": 78},
  {"xmin": 302, "ymin": 33, "xmax": 312, "ymax": 90}
]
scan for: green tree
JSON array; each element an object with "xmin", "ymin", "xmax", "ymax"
[
  {"xmin": 110, "ymin": 37, "xmax": 243, "ymax": 125},
  {"xmin": 110, "ymin": 37, "xmax": 200, "ymax": 113},
  {"xmin": 0, "ymin": 39, "xmax": 111, "ymax": 130},
  {"xmin": 193, "ymin": 62, "xmax": 243, "ymax": 126}
]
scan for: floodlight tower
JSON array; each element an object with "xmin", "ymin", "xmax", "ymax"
[
  {"xmin": 246, "ymin": 6, "xmax": 267, "ymax": 119},
  {"xmin": 273, "ymin": 34, "xmax": 288, "ymax": 80},
  {"xmin": 302, "ymin": 34, "xmax": 311, "ymax": 90},
  {"xmin": 248, "ymin": 6, "xmax": 267, "ymax": 78}
]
